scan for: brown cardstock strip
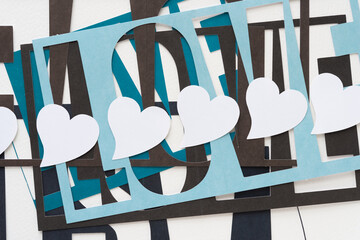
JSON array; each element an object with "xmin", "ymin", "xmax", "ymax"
[
  {"xmin": 21, "ymin": 44, "xmax": 41, "ymax": 160},
  {"xmin": 271, "ymin": 28, "xmax": 292, "ymax": 160},
  {"xmin": 42, "ymin": 224, "xmax": 117, "ymax": 240},
  {"xmin": 66, "ymin": 40, "xmax": 101, "ymax": 179},
  {"xmin": 130, "ymin": 0, "xmax": 167, "ymax": 107},
  {"xmin": 318, "ymin": 55, "xmax": 360, "ymax": 156},
  {"xmin": 217, "ymin": 26, "xmax": 237, "ymax": 101},
  {"xmin": 300, "ymin": 0, "xmax": 310, "ymax": 94},
  {"xmin": 49, "ymin": 0, "xmax": 73, "ymax": 36},
  {"xmin": 269, "ymin": 27, "xmax": 297, "ymax": 201},
  {"xmin": 49, "ymin": 0, "xmax": 73, "ymax": 104},
  {"xmin": 236, "ymin": 26, "xmax": 269, "ymax": 167},
  {"xmin": 21, "ymin": 44, "xmax": 49, "ymax": 230},
  {"xmin": 0, "ymin": 26, "xmax": 13, "ymax": 63},
  {"xmin": 25, "ymin": 16, "xmax": 360, "ymax": 231}
]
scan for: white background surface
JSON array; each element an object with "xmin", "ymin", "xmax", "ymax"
[{"xmin": 1, "ymin": 0, "xmax": 360, "ymax": 239}]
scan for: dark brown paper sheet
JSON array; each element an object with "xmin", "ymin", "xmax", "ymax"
[{"xmin": 0, "ymin": 26, "xmax": 13, "ymax": 63}]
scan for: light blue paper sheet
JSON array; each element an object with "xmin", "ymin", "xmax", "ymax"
[{"xmin": 32, "ymin": 0, "xmax": 360, "ymax": 223}]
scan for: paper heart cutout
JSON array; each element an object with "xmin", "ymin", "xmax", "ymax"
[
  {"xmin": 246, "ymin": 77, "xmax": 308, "ymax": 139},
  {"xmin": 0, "ymin": 107, "xmax": 17, "ymax": 155},
  {"xmin": 108, "ymin": 97, "xmax": 171, "ymax": 159},
  {"xmin": 37, "ymin": 104, "xmax": 99, "ymax": 167},
  {"xmin": 311, "ymin": 73, "xmax": 360, "ymax": 134},
  {"xmin": 177, "ymin": 86, "xmax": 240, "ymax": 148}
]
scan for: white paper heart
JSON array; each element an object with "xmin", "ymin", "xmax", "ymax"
[
  {"xmin": 311, "ymin": 73, "xmax": 360, "ymax": 134},
  {"xmin": 246, "ymin": 77, "xmax": 308, "ymax": 139},
  {"xmin": 37, "ymin": 104, "xmax": 99, "ymax": 167},
  {"xmin": 0, "ymin": 107, "xmax": 17, "ymax": 154},
  {"xmin": 108, "ymin": 97, "xmax": 171, "ymax": 159},
  {"xmin": 177, "ymin": 85, "xmax": 240, "ymax": 148}
]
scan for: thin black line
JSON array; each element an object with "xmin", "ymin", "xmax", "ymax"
[{"xmin": 297, "ymin": 206, "xmax": 307, "ymax": 240}]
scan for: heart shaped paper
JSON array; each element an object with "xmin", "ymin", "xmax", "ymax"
[
  {"xmin": 311, "ymin": 73, "xmax": 360, "ymax": 134},
  {"xmin": 37, "ymin": 104, "xmax": 99, "ymax": 167},
  {"xmin": 0, "ymin": 107, "xmax": 17, "ymax": 154},
  {"xmin": 246, "ymin": 77, "xmax": 308, "ymax": 139},
  {"xmin": 177, "ymin": 85, "xmax": 240, "ymax": 148},
  {"xmin": 108, "ymin": 97, "xmax": 171, "ymax": 159}
]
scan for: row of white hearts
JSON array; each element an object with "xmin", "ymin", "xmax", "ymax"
[{"xmin": 0, "ymin": 73, "xmax": 352, "ymax": 167}]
